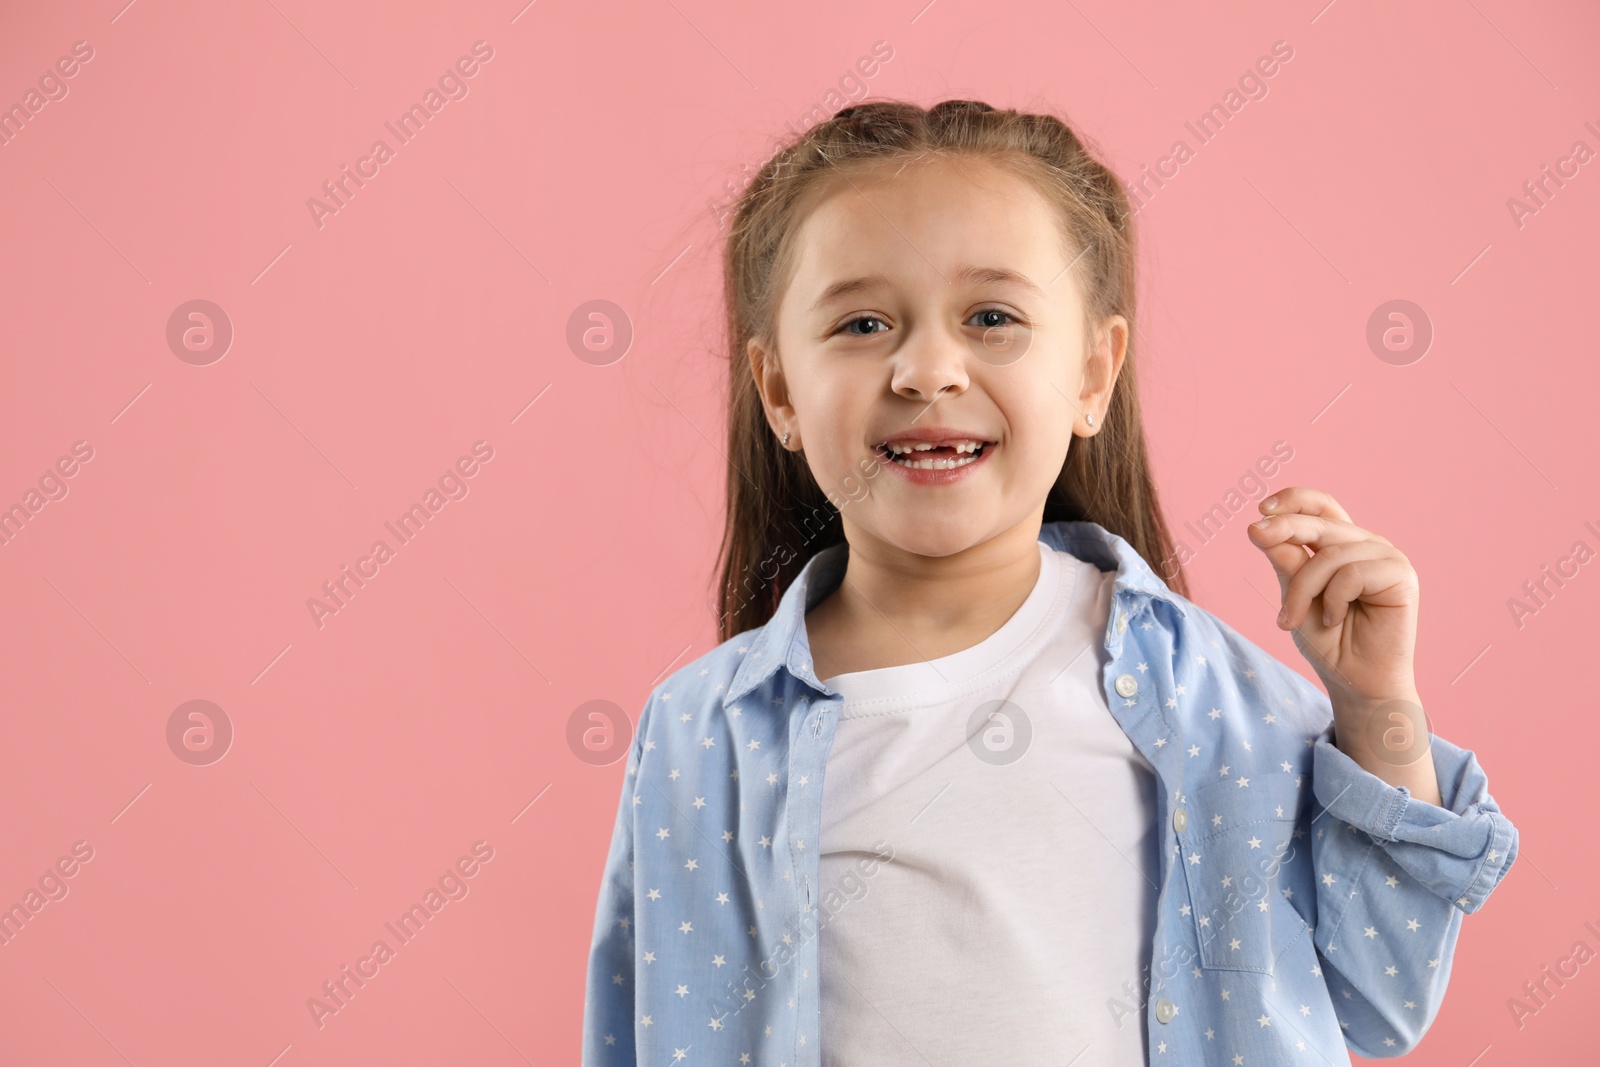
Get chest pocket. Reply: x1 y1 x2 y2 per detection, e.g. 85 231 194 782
1177 774 1312 974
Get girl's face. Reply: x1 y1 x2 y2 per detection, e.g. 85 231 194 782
749 154 1128 559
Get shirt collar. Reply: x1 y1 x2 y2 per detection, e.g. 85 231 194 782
723 519 1187 706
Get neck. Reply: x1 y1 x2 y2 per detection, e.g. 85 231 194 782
807 512 1047 675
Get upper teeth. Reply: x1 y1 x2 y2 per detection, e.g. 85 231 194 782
885 440 986 454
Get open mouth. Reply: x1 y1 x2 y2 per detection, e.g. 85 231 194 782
874 440 994 470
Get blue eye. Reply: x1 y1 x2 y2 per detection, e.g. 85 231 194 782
970 309 1017 329
837 316 887 336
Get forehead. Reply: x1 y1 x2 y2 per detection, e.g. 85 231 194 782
783 155 1070 298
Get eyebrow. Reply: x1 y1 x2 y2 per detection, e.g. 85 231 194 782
808 264 1043 312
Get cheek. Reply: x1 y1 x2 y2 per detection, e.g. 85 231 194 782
807 373 871 442
997 391 1075 480
794 379 869 480
1003 355 1079 444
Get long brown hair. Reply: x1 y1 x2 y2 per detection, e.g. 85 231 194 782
713 98 1189 642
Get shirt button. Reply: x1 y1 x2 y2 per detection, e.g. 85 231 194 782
1115 674 1139 698
1173 807 1188 833
1155 998 1177 1024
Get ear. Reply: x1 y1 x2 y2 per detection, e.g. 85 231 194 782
1078 314 1128 435
747 335 798 445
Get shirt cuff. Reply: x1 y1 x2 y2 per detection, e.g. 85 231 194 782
1311 729 1518 913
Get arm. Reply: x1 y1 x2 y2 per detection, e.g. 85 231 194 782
1307 723 1518 1057
1245 488 1520 1053
581 699 652 1065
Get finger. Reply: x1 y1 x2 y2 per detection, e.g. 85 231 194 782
1256 536 1310 606
1279 541 1409 630
1259 486 1355 526
1247 511 1390 604
1318 554 1416 628
1249 511 1393 553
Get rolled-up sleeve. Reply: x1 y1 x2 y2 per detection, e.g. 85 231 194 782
1311 730 1518 913
1304 728 1518 1056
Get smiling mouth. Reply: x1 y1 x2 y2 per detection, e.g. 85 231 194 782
874 440 993 470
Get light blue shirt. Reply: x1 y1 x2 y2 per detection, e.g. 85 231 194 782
583 520 1518 1065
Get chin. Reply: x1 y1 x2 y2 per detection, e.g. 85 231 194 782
867 511 996 558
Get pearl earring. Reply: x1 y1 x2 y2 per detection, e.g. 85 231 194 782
782 432 790 447
1086 414 1095 427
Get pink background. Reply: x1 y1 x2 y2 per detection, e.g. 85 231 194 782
0 0 1592 1062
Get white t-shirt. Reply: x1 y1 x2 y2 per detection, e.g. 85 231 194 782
817 541 1159 1065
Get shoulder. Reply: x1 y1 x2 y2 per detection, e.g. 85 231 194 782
629 624 788 781
638 626 770 731
1161 591 1334 745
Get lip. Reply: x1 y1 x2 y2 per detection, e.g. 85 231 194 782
872 430 997 487
873 427 997 448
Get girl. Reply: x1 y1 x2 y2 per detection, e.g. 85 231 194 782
582 99 1517 1066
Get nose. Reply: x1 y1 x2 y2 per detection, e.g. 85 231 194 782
889 322 970 405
